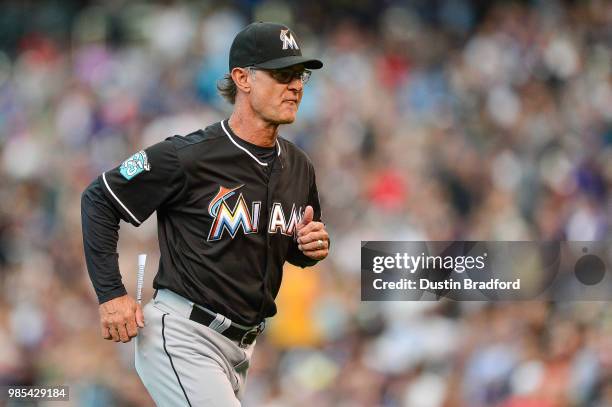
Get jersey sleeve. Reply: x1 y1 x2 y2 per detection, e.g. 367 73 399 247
99 139 187 226
81 178 127 303
286 163 326 268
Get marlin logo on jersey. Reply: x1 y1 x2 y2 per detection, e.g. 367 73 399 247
207 185 303 241
207 185 260 241
280 29 299 50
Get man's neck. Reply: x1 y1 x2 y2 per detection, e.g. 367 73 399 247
228 110 279 148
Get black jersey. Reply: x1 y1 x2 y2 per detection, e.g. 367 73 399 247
81 120 322 325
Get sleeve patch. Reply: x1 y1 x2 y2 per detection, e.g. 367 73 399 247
119 150 151 180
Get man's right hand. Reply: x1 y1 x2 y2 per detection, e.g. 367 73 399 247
99 295 145 343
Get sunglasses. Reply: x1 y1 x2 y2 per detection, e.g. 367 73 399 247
248 67 312 85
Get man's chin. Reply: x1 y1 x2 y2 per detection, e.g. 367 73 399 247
273 114 296 125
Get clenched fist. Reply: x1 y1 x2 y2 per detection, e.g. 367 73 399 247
296 205 329 261
99 295 145 343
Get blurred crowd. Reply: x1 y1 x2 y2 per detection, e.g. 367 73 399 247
0 0 611 406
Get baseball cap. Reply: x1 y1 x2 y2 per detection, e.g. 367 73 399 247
229 22 323 71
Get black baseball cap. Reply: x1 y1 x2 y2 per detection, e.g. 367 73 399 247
229 22 323 71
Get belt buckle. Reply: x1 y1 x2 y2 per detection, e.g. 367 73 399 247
239 321 265 348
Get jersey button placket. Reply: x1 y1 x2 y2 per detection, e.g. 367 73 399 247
257 158 279 322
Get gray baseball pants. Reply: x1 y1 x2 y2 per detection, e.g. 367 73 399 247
135 289 255 406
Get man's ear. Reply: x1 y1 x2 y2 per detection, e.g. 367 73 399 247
231 67 251 94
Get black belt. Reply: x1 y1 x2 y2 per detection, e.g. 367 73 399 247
153 289 265 347
189 305 265 347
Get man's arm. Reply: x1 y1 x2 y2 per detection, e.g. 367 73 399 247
286 164 329 267
81 178 127 303
81 178 144 343
81 139 186 342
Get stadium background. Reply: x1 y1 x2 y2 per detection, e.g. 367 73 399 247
0 0 610 406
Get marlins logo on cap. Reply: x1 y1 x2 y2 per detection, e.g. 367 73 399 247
280 29 299 50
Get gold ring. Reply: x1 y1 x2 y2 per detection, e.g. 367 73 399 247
317 239 324 249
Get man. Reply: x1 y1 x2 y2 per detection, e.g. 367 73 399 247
81 22 329 406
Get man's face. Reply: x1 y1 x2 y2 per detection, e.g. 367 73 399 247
247 65 310 125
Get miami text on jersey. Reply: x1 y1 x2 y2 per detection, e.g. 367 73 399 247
207 185 302 241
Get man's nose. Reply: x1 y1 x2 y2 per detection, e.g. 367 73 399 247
287 76 303 92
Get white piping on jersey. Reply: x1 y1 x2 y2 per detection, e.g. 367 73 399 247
102 172 142 225
221 120 281 166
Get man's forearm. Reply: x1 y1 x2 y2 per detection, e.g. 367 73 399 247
81 178 127 304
